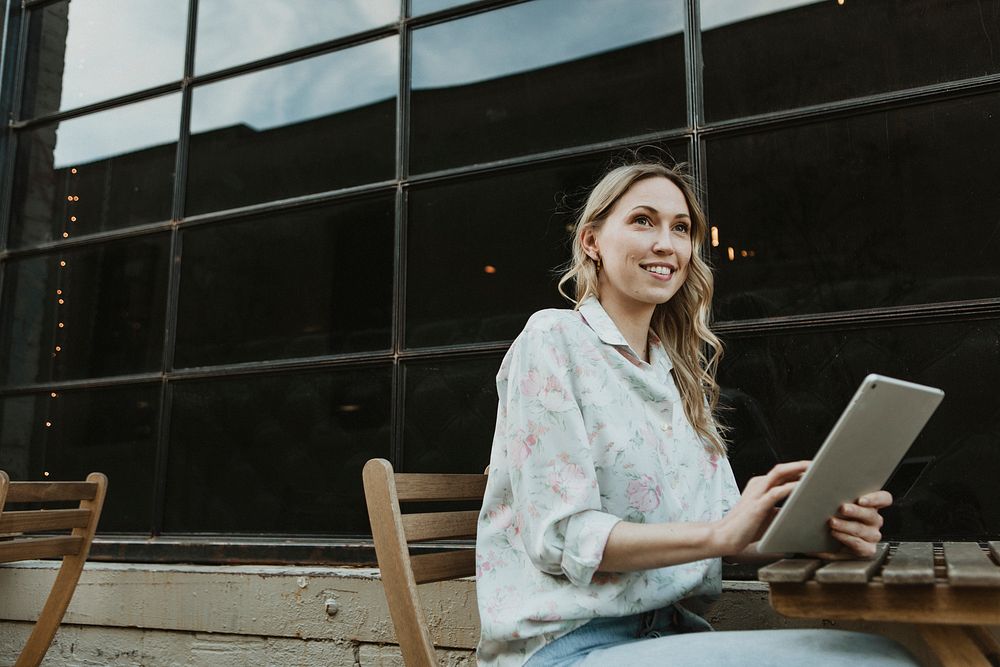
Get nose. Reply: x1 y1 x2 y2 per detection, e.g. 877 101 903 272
651 228 676 254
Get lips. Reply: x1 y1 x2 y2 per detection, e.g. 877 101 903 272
640 263 677 279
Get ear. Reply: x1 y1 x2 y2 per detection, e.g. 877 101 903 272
579 226 600 261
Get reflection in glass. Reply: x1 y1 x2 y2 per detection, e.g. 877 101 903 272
410 0 469 14
0 384 160 532
410 0 686 172
164 368 392 534
187 38 398 215
195 0 398 74
175 196 395 368
701 0 1000 120
0 235 170 386
21 0 186 118
718 319 1000 540
707 93 1000 322
406 144 686 348
9 94 180 249
403 356 502 473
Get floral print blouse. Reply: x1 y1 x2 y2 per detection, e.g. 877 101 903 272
475 297 741 667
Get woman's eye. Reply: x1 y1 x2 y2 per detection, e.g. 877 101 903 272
634 215 653 226
673 222 690 233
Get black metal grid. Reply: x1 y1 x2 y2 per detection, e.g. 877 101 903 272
0 0 997 559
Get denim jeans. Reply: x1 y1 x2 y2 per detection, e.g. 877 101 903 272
524 605 920 667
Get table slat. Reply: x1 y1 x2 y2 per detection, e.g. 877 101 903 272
882 541 935 585
758 558 821 583
988 542 1000 563
944 542 1000 587
815 544 889 584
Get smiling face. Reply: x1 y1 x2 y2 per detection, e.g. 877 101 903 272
581 175 693 319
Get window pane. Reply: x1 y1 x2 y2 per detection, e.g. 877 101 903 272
410 0 467 15
707 93 1000 322
410 0 685 173
0 235 170 385
718 319 1000 540
0 384 160 532
21 0 186 118
195 0 398 75
186 39 397 215
164 368 392 534
701 0 1000 121
405 144 687 348
402 355 501 473
9 94 180 249
175 196 394 368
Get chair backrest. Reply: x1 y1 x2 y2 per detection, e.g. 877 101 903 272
0 470 108 667
362 458 487 667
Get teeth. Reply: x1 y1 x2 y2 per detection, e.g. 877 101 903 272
644 266 672 276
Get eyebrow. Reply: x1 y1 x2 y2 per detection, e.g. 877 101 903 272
628 205 690 218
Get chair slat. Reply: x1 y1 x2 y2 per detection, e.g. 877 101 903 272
6 481 97 503
0 536 83 563
988 542 1000 563
410 549 476 584
882 541 935 585
758 558 821 583
402 510 479 542
0 509 91 534
945 542 1000 587
394 473 487 502
815 544 889 584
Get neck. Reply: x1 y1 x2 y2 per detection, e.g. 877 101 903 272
596 292 656 362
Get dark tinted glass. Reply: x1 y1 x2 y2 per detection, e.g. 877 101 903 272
718 319 1000 540
707 93 1000 322
410 0 686 173
164 368 392 534
9 94 180 249
195 0 398 75
174 196 394 368
0 235 170 386
405 144 687 348
186 38 397 215
0 384 160 532
702 0 1000 121
20 0 186 119
402 355 502 473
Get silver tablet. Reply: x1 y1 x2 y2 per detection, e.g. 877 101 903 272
756 374 944 555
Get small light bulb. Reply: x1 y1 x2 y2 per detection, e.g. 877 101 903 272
51 392 58 398
45 421 52 427
59 261 67 267
484 265 497 274
62 232 69 238
66 196 74 202
43 471 50 477
58 298 65 304
55 346 62 352
58 322 65 328
57 289 63 295
70 216 77 222
711 226 720 248
71 168 78 174
727 247 735 261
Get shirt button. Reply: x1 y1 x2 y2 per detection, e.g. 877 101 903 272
660 423 670 432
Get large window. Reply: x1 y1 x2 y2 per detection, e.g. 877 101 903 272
1 0 997 561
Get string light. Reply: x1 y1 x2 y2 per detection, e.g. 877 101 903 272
50 392 58 398
711 226 719 247
484 265 497 274
59 261 67 267
54 346 62 352
66 196 73 202
43 471 50 477
62 232 69 238
58 322 64 328
70 168 78 174
45 421 52 427
727 247 735 261
70 216 77 222
740 250 748 258
56 289 63 295
58 298 65 305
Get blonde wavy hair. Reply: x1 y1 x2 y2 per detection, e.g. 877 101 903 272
558 161 727 455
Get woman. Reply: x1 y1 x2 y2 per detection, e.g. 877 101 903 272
475 161 918 666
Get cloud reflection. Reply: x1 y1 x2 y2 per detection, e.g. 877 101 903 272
412 0 685 89
700 0 821 31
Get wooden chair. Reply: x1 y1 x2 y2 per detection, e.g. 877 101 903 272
362 458 487 667
0 471 108 667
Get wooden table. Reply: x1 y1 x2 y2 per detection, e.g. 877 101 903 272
759 542 1000 667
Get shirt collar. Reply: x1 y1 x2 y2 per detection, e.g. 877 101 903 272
578 296 674 372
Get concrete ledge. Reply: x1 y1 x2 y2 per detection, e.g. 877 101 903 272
0 562 951 666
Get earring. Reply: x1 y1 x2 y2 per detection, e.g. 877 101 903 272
595 255 602 273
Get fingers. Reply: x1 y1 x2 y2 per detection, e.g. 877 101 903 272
830 530 879 558
829 515 882 544
858 490 893 509
765 460 810 484
836 502 885 529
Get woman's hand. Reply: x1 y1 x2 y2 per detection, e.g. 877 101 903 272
713 460 810 557
814 491 892 559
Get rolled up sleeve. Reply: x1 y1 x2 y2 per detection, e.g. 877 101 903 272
500 325 621 587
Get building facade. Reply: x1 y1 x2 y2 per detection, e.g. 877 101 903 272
0 0 998 569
